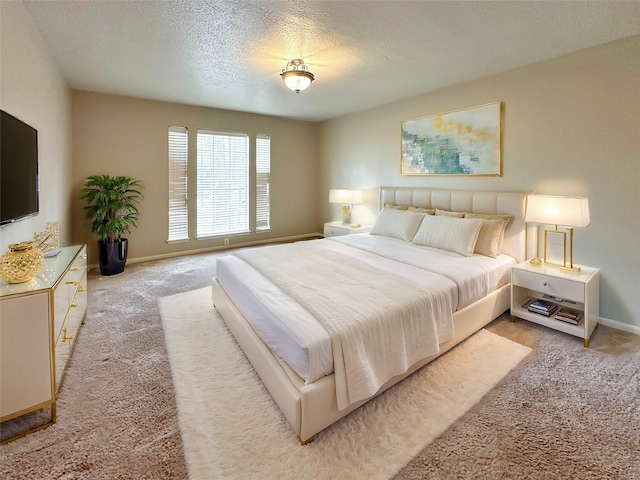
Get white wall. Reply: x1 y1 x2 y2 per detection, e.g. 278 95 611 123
0 1 72 253
319 36 640 330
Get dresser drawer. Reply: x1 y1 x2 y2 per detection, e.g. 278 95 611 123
512 268 584 302
54 269 87 389
52 249 87 344
74 246 87 270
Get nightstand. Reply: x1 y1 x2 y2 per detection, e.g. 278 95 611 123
510 261 600 347
323 221 371 237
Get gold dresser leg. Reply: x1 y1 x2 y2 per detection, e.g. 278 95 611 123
584 338 589 348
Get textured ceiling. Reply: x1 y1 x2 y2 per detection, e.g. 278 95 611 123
24 0 640 122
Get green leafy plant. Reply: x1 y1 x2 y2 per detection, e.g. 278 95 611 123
80 175 144 244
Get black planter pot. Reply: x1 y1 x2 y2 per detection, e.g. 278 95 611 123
98 238 128 276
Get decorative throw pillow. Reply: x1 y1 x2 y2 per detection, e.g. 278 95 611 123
407 206 436 215
464 212 512 224
412 215 483 257
370 208 425 241
435 208 465 218
384 204 408 210
470 218 509 258
464 213 512 256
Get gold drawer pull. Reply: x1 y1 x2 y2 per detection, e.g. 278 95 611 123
70 267 79 272
543 282 548 286
62 326 73 342
66 281 79 286
70 303 77 308
78 285 85 293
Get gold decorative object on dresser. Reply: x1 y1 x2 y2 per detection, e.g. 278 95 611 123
0 245 87 443
33 220 60 254
0 241 45 284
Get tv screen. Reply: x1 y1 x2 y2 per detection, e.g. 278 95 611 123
1 109 39 226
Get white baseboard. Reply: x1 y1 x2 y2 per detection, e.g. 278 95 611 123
87 232 323 272
598 316 640 335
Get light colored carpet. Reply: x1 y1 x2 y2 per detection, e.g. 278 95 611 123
158 287 531 480
395 318 640 480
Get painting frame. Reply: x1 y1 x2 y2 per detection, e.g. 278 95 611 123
401 102 502 176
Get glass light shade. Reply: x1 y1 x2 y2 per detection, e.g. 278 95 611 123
525 194 590 227
281 70 314 93
329 189 363 205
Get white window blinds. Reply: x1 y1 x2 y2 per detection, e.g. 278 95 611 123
167 126 189 242
256 135 271 231
196 130 249 237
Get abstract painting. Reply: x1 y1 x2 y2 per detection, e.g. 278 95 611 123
401 102 501 176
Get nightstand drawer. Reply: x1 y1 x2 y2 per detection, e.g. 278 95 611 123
324 225 348 237
324 221 371 237
512 268 584 302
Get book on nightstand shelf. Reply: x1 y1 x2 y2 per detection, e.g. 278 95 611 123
526 299 558 317
554 307 583 326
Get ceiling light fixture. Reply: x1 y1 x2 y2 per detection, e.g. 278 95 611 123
280 59 315 93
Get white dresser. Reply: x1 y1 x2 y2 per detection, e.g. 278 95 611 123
0 245 87 441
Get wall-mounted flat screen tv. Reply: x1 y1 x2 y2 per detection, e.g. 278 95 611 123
1 109 39 226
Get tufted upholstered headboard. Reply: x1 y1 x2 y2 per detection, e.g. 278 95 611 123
379 187 534 263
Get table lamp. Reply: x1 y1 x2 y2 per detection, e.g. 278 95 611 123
329 189 363 226
525 194 590 273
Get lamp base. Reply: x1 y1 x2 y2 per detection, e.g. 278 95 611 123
560 265 582 274
341 204 352 225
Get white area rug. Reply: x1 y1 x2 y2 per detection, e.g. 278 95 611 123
159 287 531 480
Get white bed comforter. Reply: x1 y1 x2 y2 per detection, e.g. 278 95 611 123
235 239 455 410
329 234 512 309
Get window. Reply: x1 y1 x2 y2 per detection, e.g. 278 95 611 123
256 135 271 231
196 130 249 237
167 126 189 242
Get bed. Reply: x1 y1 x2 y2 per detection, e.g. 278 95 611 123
211 187 534 444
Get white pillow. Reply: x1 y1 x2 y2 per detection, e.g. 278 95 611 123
412 215 483 257
370 208 425 241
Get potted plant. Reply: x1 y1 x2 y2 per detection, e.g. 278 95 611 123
80 175 144 276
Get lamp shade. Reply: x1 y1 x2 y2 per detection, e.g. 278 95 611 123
329 189 363 205
525 194 590 228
